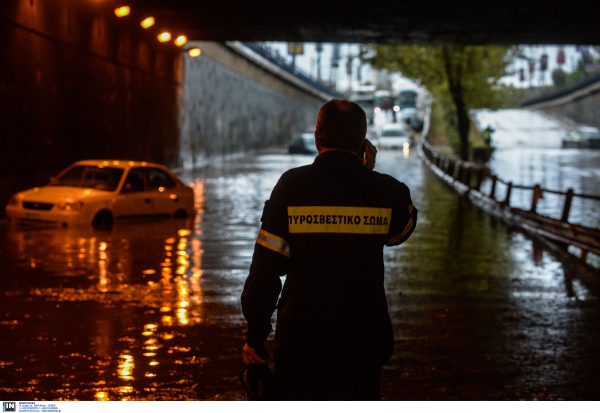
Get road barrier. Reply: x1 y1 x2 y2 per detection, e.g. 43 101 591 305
420 140 600 271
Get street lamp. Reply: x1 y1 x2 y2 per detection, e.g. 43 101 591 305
158 32 171 42
140 17 155 28
174 36 187 47
114 6 130 17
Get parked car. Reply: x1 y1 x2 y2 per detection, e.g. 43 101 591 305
562 126 600 148
400 108 424 132
289 133 318 154
379 124 411 149
5 160 195 228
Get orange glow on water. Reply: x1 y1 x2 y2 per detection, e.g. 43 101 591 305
158 32 171 42
140 17 155 28
189 48 201 57
114 6 130 17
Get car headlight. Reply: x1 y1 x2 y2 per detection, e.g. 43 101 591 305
393 105 400 112
56 201 84 211
374 107 381 113
8 195 19 206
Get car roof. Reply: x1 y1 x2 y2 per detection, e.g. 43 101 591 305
72 160 169 169
381 124 405 130
576 126 600 133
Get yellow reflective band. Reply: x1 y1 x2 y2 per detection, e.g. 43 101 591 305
288 206 391 234
256 229 290 257
409 204 414 213
386 216 414 246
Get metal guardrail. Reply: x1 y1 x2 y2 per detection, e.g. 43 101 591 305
521 72 600 107
420 140 600 265
241 42 347 99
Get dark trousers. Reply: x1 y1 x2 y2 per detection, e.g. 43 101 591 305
275 362 382 401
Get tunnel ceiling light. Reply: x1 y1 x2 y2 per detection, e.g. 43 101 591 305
140 17 155 28
189 48 201 57
158 32 171 42
114 6 130 17
174 35 187 47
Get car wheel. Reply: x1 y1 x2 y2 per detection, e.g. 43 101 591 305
173 209 188 219
92 210 114 230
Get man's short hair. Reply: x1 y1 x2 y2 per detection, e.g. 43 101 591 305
316 99 367 151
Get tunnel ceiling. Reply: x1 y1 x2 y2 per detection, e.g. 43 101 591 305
129 0 600 44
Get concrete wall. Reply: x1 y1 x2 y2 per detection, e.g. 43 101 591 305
525 80 600 129
0 0 181 209
179 42 327 168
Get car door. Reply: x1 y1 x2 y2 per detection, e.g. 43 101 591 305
112 168 155 219
145 167 180 216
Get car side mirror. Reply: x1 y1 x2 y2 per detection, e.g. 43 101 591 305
49 176 55 184
121 183 134 193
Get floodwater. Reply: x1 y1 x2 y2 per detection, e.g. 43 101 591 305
1 143 599 400
475 109 600 229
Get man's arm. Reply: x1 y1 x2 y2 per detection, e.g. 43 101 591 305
241 177 290 362
386 182 418 247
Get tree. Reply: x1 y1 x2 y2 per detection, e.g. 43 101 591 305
367 45 518 160
552 68 567 88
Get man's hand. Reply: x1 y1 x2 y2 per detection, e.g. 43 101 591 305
361 138 377 170
243 343 268 365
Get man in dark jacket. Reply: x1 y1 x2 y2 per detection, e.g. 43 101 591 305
241 99 417 400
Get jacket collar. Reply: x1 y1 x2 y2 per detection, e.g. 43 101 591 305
313 150 363 168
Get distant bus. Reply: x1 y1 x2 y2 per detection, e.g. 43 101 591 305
398 89 417 109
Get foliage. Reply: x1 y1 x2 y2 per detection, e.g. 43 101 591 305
552 68 567 88
367 45 519 160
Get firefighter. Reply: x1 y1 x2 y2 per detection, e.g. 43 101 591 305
241 99 418 400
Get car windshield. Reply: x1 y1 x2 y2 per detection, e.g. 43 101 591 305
582 131 600 139
302 135 315 145
51 165 124 191
381 129 406 137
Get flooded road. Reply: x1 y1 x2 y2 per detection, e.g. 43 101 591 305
476 109 600 229
1 145 599 400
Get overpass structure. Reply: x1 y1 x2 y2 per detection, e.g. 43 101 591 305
126 0 600 44
521 74 600 130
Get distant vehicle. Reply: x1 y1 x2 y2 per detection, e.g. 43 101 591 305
289 133 318 154
562 126 600 148
400 108 424 132
351 86 377 124
374 90 394 112
398 89 418 110
366 130 379 148
379 124 411 149
5 160 195 228
353 97 375 125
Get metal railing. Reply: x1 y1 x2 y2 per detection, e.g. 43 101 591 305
421 140 600 223
241 42 347 99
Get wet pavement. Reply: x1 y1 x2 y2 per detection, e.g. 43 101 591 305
1 141 600 400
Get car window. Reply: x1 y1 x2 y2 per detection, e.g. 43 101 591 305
302 136 315 146
381 129 406 137
147 168 176 190
291 137 304 148
122 168 146 193
582 131 600 139
51 165 124 191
